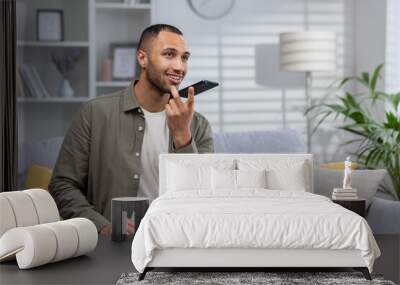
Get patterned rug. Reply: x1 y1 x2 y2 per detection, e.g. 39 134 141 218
116 271 396 285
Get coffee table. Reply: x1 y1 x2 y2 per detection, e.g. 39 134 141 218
0 236 133 284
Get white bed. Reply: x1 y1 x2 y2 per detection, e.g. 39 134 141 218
131 154 380 280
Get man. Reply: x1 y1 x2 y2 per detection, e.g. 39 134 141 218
48 24 214 235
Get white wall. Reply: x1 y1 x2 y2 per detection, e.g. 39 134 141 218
385 0 399 93
354 0 386 90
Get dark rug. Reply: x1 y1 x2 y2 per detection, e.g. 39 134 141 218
116 271 396 285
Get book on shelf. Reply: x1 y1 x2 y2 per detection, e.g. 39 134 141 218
19 64 51 98
16 68 25 98
19 65 35 97
31 67 50 98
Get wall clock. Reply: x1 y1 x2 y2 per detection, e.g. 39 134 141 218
188 0 235 20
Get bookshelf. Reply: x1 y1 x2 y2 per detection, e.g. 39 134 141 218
17 0 154 102
16 0 154 143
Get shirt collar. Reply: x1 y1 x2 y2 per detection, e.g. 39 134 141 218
123 80 140 112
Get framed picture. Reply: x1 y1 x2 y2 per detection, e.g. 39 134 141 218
110 43 138 81
37 9 64 41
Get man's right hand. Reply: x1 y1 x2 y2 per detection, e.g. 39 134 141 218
99 224 112 235
99 220 135 236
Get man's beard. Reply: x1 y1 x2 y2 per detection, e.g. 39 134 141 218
145 66 171 95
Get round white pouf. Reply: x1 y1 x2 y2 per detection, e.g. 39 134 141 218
0 218 98 269
0 196 17 237
0 192 39 227
23 189 59 224
42 221 79 262
65 218 98 257
0 226 57 269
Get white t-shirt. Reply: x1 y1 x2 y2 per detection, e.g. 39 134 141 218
137 107 169 200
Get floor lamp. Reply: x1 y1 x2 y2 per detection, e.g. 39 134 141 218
279 31 336 153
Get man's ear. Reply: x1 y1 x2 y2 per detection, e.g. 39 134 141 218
137 49 148 69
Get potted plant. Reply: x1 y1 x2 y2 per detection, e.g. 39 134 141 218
308 64 400 200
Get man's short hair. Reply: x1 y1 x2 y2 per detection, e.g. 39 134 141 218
138 24 183 51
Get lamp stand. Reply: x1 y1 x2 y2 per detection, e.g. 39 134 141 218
305 71 312 153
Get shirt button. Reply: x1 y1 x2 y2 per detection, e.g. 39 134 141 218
133 174 139 179
138 126 143 131
135 152 140 157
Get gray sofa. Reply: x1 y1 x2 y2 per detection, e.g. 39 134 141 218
18 129 400 234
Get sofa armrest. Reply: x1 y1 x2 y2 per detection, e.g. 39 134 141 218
367 197 400 234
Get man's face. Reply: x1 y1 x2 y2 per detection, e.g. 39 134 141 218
143 31 190 94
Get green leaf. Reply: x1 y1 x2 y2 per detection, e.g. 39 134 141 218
361 72 370 85
345 92 360 108
311 111 332 135
370 63 384 91
384 112 400 130
348 111 366 124
390 92 400 111
339 126 367 137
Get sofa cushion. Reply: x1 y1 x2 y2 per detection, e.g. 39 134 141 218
24 165 52 190
213 129 305 153
367 197 400 234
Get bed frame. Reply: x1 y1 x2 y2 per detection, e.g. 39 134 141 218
139 248 371 280
138 154 372 281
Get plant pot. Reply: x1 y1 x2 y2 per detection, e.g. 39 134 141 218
60 79 74 98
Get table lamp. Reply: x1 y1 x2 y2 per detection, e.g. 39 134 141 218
279 31 336 152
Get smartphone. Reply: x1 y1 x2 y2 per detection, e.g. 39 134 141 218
177 80 219 98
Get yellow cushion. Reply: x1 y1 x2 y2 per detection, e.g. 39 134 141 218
320 162 359 170
24 165 53 190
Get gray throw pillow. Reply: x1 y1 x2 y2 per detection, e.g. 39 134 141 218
314 168 387 207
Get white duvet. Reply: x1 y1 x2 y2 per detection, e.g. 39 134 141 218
131 190 380 273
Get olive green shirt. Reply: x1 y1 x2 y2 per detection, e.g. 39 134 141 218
48 84 214 231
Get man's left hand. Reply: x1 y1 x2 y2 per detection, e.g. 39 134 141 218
165 86 194 149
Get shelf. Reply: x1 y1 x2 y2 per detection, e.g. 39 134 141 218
17 97 89 103
17 41 90 48
95 3 151 10
96 81 131 87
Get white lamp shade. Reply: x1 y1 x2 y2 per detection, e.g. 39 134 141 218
279 31 336 72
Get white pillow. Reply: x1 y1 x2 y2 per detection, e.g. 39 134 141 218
236 169 268 189
211 168 236 190
211 169 268 190
238 158 308 191
167 162 212 191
